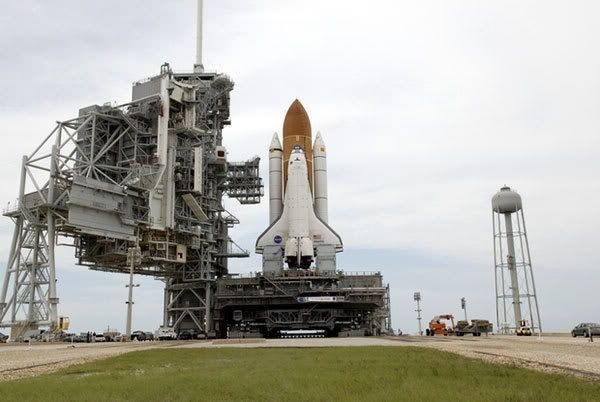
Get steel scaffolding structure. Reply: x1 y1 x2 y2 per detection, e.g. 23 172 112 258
0 62 263 338
0 0 391 340
492 186 542 334
214 271 391 338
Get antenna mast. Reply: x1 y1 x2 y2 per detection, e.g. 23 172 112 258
194 0 204 72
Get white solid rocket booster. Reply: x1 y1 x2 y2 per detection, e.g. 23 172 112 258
269 133 283 224
313 131 328 223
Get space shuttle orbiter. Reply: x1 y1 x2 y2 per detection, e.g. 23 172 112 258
256 100 342 272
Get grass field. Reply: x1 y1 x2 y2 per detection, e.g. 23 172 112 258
1 346 599 401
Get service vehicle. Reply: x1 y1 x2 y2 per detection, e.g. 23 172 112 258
571 323 600 337
113 334 127 342
130 330 146 341
516 320 532 336
178 329 198 340
73 333 88 343
155 326 177 340
454 319 493 336
426 314 455 336
61 333 76 342
103 329 120 342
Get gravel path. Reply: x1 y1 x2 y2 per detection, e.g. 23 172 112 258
2 335 598 382
395 335 600 379
0 342 178 382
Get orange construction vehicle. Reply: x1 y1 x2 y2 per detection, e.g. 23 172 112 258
426 314 455 336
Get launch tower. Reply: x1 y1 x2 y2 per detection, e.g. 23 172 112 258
0 0 262 338
0 1 391 339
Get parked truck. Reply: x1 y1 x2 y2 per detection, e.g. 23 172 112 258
454 320 493 336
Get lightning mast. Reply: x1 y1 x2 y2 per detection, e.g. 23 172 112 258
194 0 204 73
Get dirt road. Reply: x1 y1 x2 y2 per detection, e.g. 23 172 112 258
0 341 178 381
397 334 600 379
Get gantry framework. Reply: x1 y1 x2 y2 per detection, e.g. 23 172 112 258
0 63 263 337
214 271 393 338
493 195 542 334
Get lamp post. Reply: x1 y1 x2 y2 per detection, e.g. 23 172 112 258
414 292 423 336
125 245 141 338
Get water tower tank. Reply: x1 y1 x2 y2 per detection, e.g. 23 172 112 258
492 186 522 213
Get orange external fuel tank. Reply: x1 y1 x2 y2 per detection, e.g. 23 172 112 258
282 99 313 193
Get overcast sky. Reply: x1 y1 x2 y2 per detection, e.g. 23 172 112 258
0 0 599 334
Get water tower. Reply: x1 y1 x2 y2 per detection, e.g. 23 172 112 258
492 186 542 334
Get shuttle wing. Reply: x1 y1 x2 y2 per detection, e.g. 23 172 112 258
255 205 342 253
256 209 289 253
309 208 343 251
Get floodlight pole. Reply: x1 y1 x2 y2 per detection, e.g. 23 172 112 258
414 292 423 336
125 242 141 339
416 299 422 336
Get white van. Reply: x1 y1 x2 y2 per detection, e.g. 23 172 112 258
155 326 177 341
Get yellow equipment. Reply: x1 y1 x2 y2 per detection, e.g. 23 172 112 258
54 316 70 333
516 320 532 336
